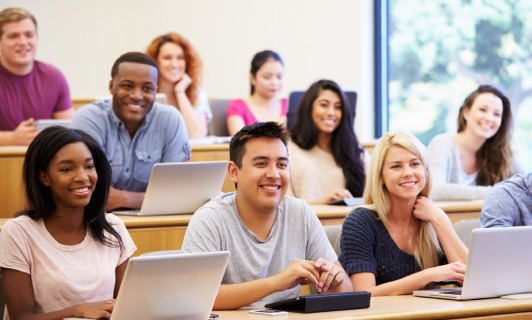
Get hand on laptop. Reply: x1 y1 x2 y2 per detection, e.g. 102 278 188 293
424 261 466 283
74 299 115 319
313 258 346 293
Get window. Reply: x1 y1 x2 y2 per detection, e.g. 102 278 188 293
377 0 532 172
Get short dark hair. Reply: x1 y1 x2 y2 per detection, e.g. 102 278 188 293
250 50 283 95
20 126 122 249
111 51 159 82
230 122 289 168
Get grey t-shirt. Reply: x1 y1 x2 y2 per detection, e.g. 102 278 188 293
181 192 337 306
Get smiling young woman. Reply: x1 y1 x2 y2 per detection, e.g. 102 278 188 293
146 33 212 138
339 131 468 296
287 79 367 204
0 126 136 320
428 85 525 200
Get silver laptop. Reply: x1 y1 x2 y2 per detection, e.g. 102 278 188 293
66 251 229 320
414 226 532 300
34 119 72 131
113 161 228 215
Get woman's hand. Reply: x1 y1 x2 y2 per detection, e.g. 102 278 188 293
423 261 466 283
174 73 192 93
74 299 115 319
413 196 446 224
317 189 353 204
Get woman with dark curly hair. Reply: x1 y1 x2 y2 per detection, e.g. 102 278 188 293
146 32 212 138
0 126 136 319
428 85 524 200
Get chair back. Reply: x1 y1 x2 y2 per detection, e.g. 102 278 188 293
208 99 231 136
453 218 481 248
324 224 342 257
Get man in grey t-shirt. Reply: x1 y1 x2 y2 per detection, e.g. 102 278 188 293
181 122 352 308
481 173 532 227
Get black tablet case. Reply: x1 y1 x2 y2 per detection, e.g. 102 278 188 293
264 291 371 313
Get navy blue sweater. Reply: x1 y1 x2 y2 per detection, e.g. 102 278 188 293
339 207 446 285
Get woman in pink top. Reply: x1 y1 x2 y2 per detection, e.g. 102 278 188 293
226 50 287 136
0 126 136 320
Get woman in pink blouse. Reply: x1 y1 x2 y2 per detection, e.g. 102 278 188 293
226 50 287 135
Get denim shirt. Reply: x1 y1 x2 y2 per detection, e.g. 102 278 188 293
72 100 190 191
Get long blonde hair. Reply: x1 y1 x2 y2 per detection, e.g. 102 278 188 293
362 131 441 270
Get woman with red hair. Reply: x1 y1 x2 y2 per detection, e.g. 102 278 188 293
146 33 211 138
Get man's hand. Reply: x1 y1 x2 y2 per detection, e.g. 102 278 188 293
314 258 346 292
271 259 321 292
9 118 38 145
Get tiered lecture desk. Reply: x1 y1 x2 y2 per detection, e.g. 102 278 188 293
215 295 532 319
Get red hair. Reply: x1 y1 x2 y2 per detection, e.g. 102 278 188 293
146 33 203 106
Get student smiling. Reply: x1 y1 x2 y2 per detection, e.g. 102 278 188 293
226 51 287 136
340 131 467 296
0 126 136 320
428 85 524 200
182 122 352 309
288 80 367 204
72 52 190 211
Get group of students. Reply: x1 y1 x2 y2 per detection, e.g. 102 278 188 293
1 5 532 320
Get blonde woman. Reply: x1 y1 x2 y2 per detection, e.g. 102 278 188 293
339 131 467 296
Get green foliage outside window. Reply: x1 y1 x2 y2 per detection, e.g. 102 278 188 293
388 0 532 171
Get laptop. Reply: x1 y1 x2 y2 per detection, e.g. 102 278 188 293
413 226 532 300
286 89 357 129
66 251 229 320
34 119 72 131
113 161 228 216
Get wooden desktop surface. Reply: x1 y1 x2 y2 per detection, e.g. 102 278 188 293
215 295 532 319
0 144 233 219
0 142 378 219
0 201 482 257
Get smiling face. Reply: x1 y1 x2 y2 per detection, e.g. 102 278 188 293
463 92 503 140
311 89 343 136
230 137 289 215
250 59 284 99
157 42 186 84
109 61 158 135
0 17 37 74
382 146 426 204
39 142 98 211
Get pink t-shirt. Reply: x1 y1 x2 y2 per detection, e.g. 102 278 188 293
226 98 288 126
0 214 136 319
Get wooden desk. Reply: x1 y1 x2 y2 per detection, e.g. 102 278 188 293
0 201 481 257
215 295 532 319
0 144 233 218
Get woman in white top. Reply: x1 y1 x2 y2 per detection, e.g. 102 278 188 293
428 85 524 200
0 126 136 320
146 33 212 138
287 79 367 204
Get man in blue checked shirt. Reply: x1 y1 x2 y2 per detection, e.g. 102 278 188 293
72 52 190 211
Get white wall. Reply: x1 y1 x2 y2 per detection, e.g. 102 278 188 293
1 0 375 139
